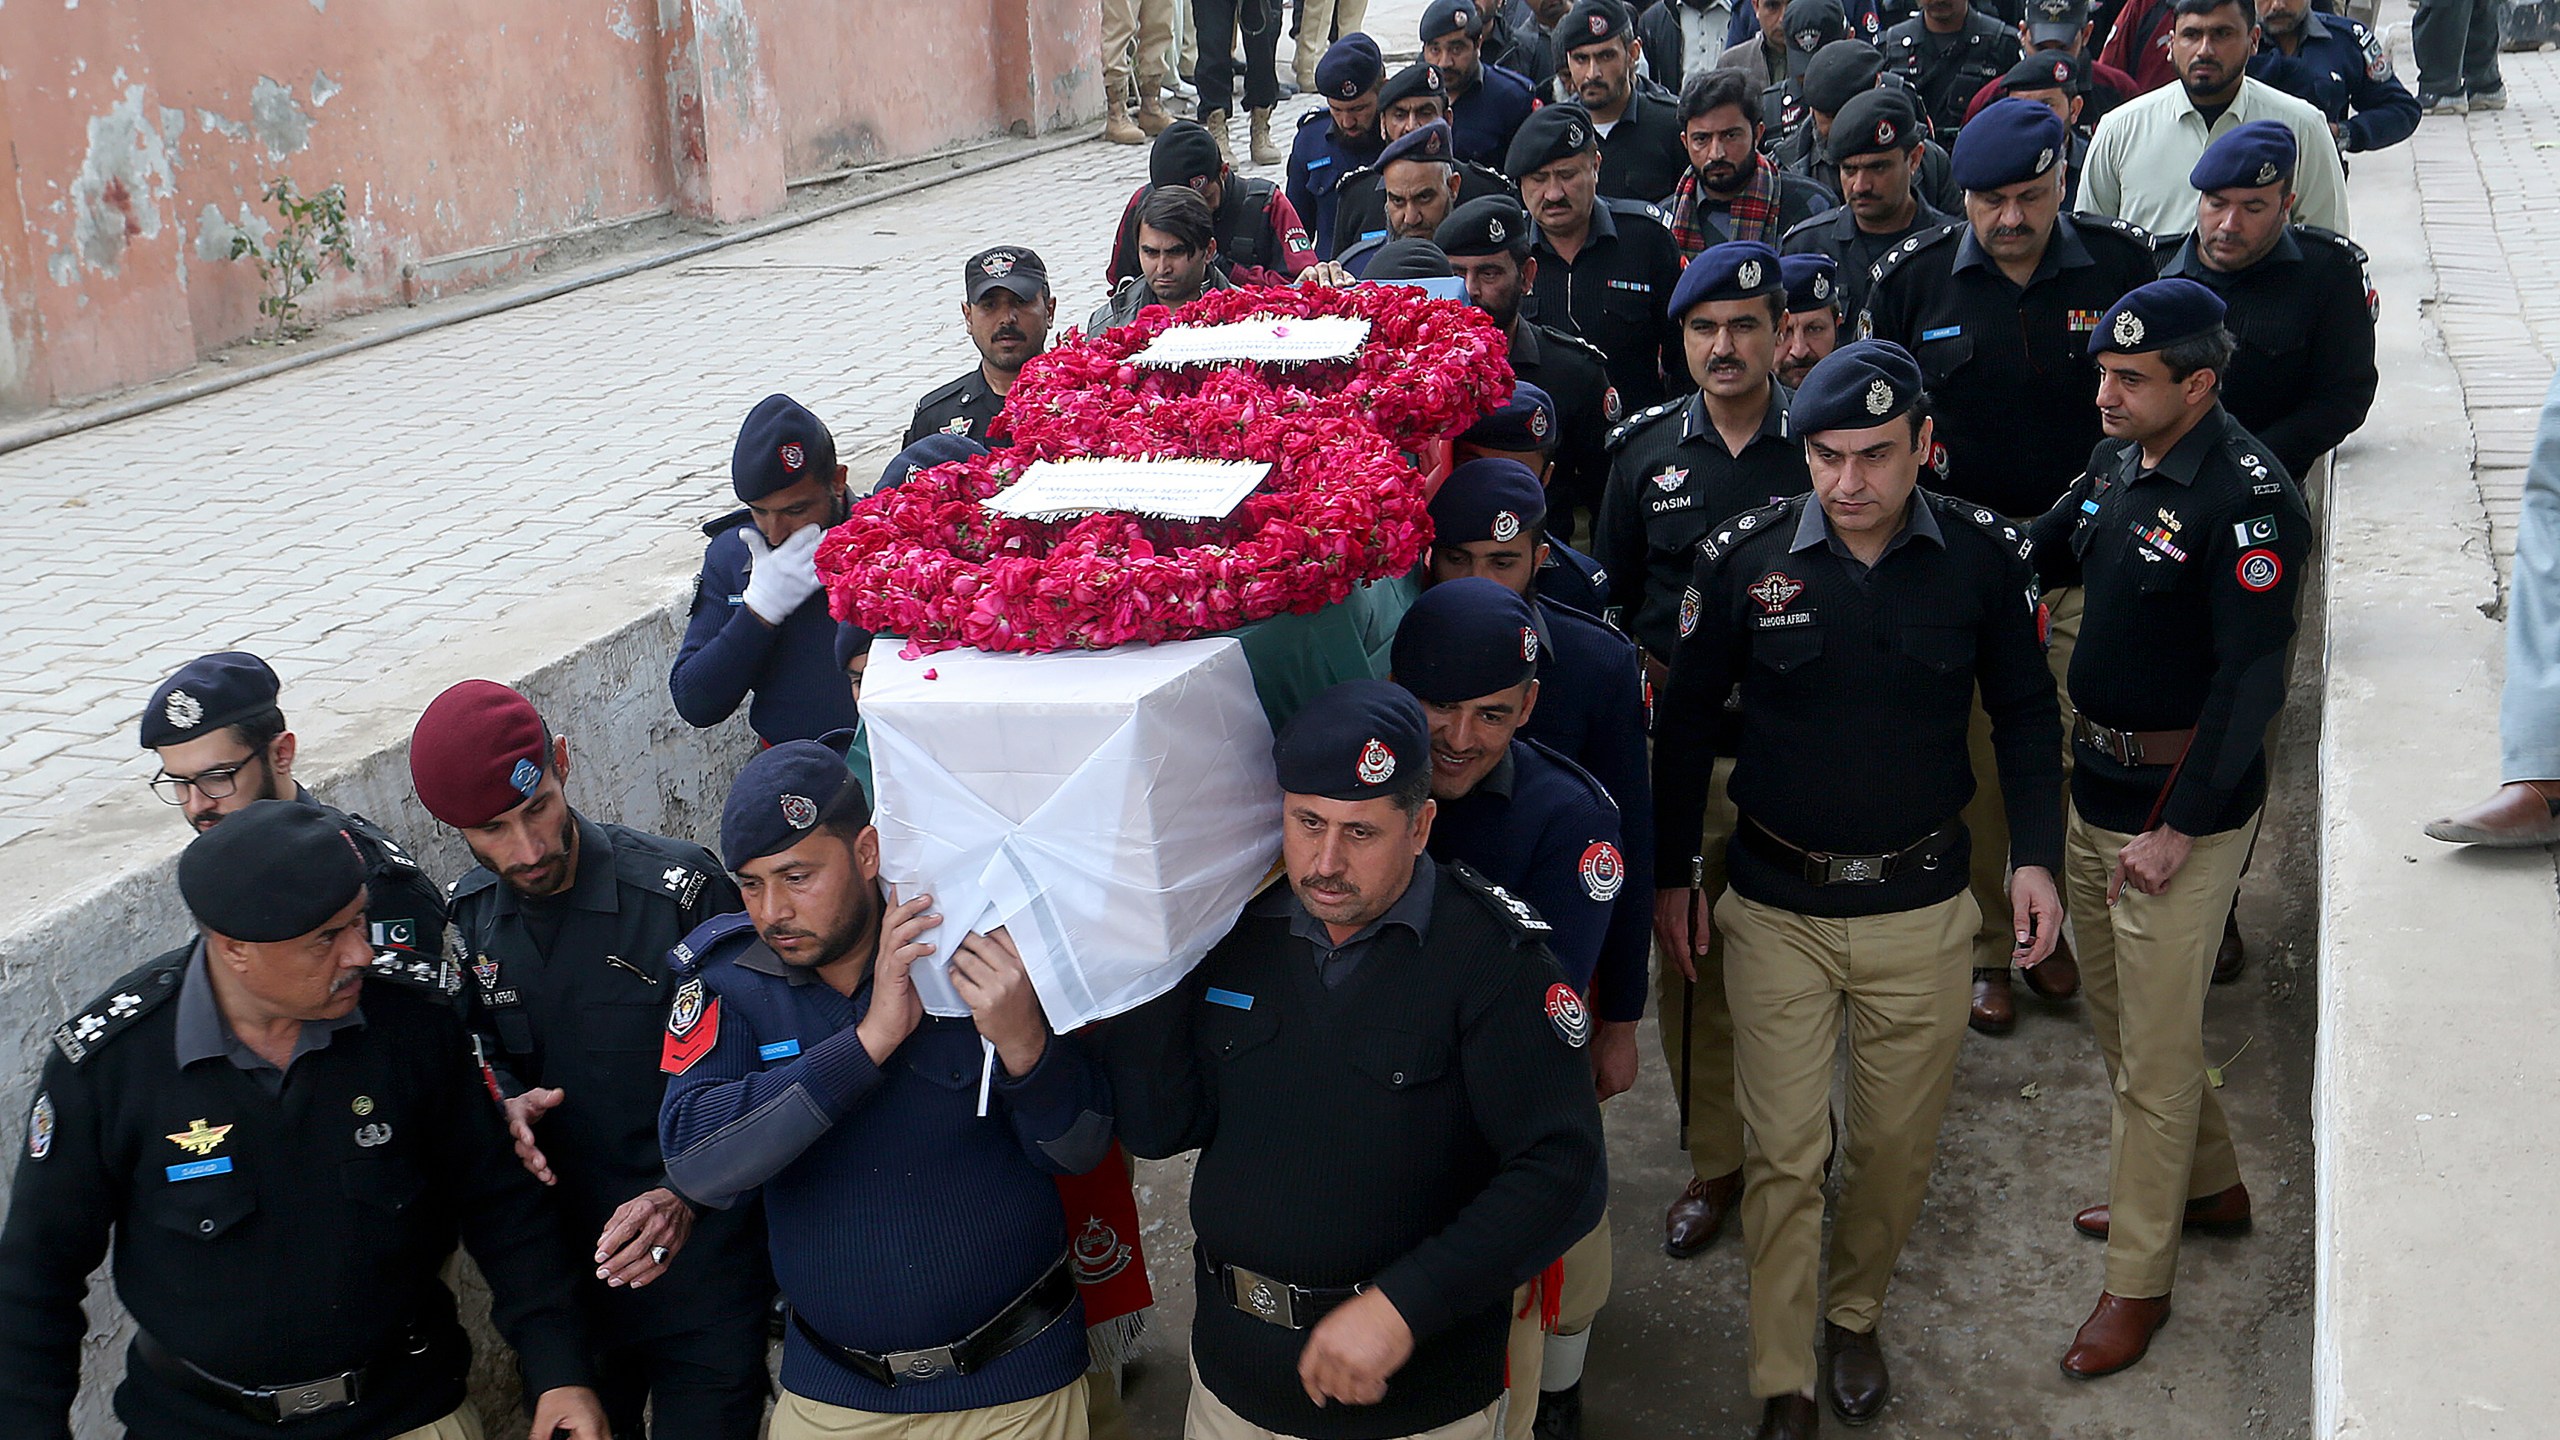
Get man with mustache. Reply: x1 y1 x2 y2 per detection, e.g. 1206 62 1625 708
2078 0 2345 237
140 651 453 995
412 681 774 1439
1332 62 1514 255
1288 37 1391 262
1779 88 1956 320
1517 104 1691 412
1665 68 1836 259
1770 42 1963 215
907 247 1055 448
1559 0 1691 202
1336 121 1470 276
1773 253 1842 386
1425 0 1541 168
2243 0 2417 156
1880 0 2021 138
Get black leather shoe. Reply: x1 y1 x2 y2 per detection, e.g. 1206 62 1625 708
1756 1394 1820 1438
1823 1322 1889 1425
1531 1381 1582 1440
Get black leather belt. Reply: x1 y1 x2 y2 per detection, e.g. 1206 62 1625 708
132 1324 434 1425
1198 1246 1362 1330
2073 716 2194 768
793 1255 1075 1388
1743 816 1961 886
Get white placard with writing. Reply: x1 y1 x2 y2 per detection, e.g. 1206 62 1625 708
982 458 1272 521
1133 314 1371 367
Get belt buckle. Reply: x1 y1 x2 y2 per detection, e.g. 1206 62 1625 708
881 1345 960 1383
1228 1265 1299 1328
269 1374 354 1418
1822 853 1881 884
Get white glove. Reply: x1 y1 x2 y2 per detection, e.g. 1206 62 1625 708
740 524 824 625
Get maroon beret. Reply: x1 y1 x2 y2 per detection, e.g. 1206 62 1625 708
410 680 551 828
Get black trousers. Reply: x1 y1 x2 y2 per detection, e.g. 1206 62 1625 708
592 1314 772 1440
1196 0 1282 117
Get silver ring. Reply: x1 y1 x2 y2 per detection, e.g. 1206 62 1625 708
650 1246 668 1264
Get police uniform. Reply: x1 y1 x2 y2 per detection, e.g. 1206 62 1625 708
407 681 773 1438
2246 7 2418 154
1653 343 2063 1425
1290 38 1392 261
879 433 990 495
1335 155 1515 256
1556 1 1690 202
1428 0 1540 171
905 371 1005 449
671 394 862 746
1773 47 1964 216
1778 195 1955 325
1100 680 1606 1440
2023 284 2309 1369
0 802 594 1440
1879 5 2021 138
1512 106 1690 413
658 739 1112 1436
2159 123 2378 480
1336 121 1471 277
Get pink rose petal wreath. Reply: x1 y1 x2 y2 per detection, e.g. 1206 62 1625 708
816 284 1512 655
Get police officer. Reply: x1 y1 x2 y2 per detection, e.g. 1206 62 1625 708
1987 50 2094 203
1290 36 1391 262
1747 0 1849 138
907 246 1055 448
1881 0 2022 137
671 394 862 746
0 801 607 1439
1439 196 1625 533
1653 342 2064 1438
878 433 990 495
1098 679 1606 1440
1451 384 1613 588
1516 104 1691 412
1426 0 1542 167
1954 0 2137 127
1774 251 1843 385
1333 63 1513 255
2159 121 2376 480
1091 187 1235 331
659 737 1112 1438
1107 122 1318 288
1337 121 1472 276
2249 0 2417 156
409 681 773 1439
2022 281 2308 1378
140 651 453 995
1663 68 1837 258
1770 43 1964 216
1559 0 1691 202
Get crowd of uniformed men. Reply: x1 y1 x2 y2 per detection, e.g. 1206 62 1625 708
0 0 2386 1434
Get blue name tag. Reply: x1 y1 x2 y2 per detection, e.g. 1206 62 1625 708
2080 499 2102 514
1205 988 1256 1010
166 1158 233 1183
758 1039 802 1061
1309 156 1332 169
1359 229 1387 243
725 594 744 606
1920 325 1963 341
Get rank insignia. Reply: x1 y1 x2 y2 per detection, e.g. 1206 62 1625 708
27 1093 52 1160
166 1118 234 1157
2067 309 2103 332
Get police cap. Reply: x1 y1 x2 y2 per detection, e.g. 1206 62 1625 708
1436 194 1535 257
1803 39 1885 116
2025 0 2091 43
1826 88 1919 162
178 799 366 943
1780 252 1842 314
880 433 988 493
1459 382 1559 452
1505 102 1598 179
1430 457 1550 543
733 394 838 503
409 679 551 829
964 245 1049 303
1380 59 1449 109
1318 34 1387 98
1789 338 1925 435
1151 121 1227 188
1667 240 1784 319
2189 119 2297 193
1422 0 1491 41
2089 278 2227 358
1559 0 1635 52
1273 679 1429 801
721 732 868 870
1999 49 2086 96
1950 97 2067 192
141 651 281 749
1378 119 1457 170
1393 578 1543 704
1784 0 1850 73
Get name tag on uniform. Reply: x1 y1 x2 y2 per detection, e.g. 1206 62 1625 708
758 1039 803 1061
167 1158 233 1183
1309 156 1332 169
1358 229 1387 244
1205 988 1256 1010
725 593 744 606
1920 325 1963 341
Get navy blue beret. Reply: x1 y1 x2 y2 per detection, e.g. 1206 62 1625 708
722 732 868 869
1435 194 1534 257
1789 338 1925 435
2189 119 2297 193
1780 253 1841 314
2089 278 2227 357
1667 240 1784 319
733 393 838 503
1318 34 1386 98
1422 0 1490 40
1505 103 1597 179
879 433 987 493
1559 0 1634 51
142 651 281 749
1393 578 1542 704
1459 381 1559 452
1826 88 1917 162
1950 97 2067 192
1274 679 1429 801
179 799 365 942
1430 457 1550 543
2000 49 2086 95
834 621 876 672
1379 119 1457 171
1381 59 1448 108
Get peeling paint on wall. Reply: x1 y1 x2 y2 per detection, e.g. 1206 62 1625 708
193 201 267 261
65 86 175 278
310 69 340 107
158 106 185 139
248 75 312 159
198 107 247 141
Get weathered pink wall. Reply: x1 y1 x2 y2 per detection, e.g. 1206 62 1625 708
0 0 1102 414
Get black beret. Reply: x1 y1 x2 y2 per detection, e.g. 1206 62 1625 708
141 651 281 749
1273 679 1428 801
2189 119 2297 192
963 245 1048 303
1780 252 1841 313
179 799 366 942
1378 119 1457 170
879 433 988 493
721 732 868 870
2025 0 2091 41
1559 0 1635 51
1365 238 1457 279
1429 457 1550 543
1151 121 1226 187
1422 0 1490 40
2000 48 2086 96
1826 88 1918 161
1666 240 1783 318
1802 39 1884 115
1458 382 1558 452
1505 103 1597 179
2089 278 2227 358
1949 97 2067 191
1784 0 1849 72
1317 34 1386 98
733 393 837 503
834 621 876 672
1393 578 1543 704
1788 338 1925 435
1434 194 1534 256
1381 59 1449 108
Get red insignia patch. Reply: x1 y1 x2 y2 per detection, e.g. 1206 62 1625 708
1578 841 1624 902
661 978 720 1075
1545 983 1591 1048
1748 572 1805 614
2236 548 2283 592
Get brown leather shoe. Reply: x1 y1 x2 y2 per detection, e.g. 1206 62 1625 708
2213 907 2245 984
2022 926 2080 999
1823 1321 1889 1425
1664 1168 1743 1258
2071 1182 2252 1240
2424 780 2560 846
2062 1291 2172 1377
1969 968 2015 1035
1756 1394 1820 1438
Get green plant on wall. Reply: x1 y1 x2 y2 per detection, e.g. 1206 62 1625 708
227 178 356 343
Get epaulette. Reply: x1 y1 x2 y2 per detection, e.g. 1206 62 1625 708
1929 491 2033 560
1868 220 1965 285
699 505 752 540
612 833 722 912
339 810 424 876
1539 324 1611 367
2070 210 2154 251
1779 207 1840 243
1606 397 1682 449
1518 737 1621 819
448 867 499 903
916 372 976 407
2218 434 2296 500
2295 224 2369 265
669 911 758 978
1696 496 1802 566
1605 196 1674 231
52 951 188 1065
1296 108 1328 130
1537 593 1635 650
1449 861 1555 941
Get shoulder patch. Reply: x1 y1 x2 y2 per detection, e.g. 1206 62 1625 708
1449 861 1556 939
1871 220 1964 281
448 867 500 903
53 952 188 1065
1606 398 1682 449
669 911 758 978
613 833 720 911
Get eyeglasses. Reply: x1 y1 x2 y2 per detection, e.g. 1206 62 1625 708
149 754 261 805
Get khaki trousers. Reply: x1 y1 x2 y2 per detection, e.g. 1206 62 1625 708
1291 0 1371 85
391 1407 483 1440
1184 1354 1502 1439
1654 757 1746 1179
1103 0 1177 105
1500 1214 1613 1439
1721 888 1979 1398
1963 583 2081 967
2064 806 2257 1298
773 1382 1090 1440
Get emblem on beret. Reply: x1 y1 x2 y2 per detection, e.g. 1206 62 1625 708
1454 7 1471 25
1521 626 1540 663
1339 79 1358 96
1737 259 1763 290
1492 509 1523 541
2111 310 2145 347
2035 146 2056 173
1487 216 1508 242
2254 161 2279 185
981 251 1017 277
1357 738 1396 785
1813 272 1832 301
509 758 541 797
779 794 819 829
1876 119 1897 146
1865 378 1894 415
26 1093 52 1160
1748 572 1805 613
1565 122 1586 148
1545 982 1592 1048
163 689 203 731
1528 408 1551 439
1678 586 1701 637
779 442 806 472
2054 60 2072 82
1579 841 1624 901
1591 10 1609 32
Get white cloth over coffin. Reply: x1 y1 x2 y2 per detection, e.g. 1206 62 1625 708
862 637 1281 1031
